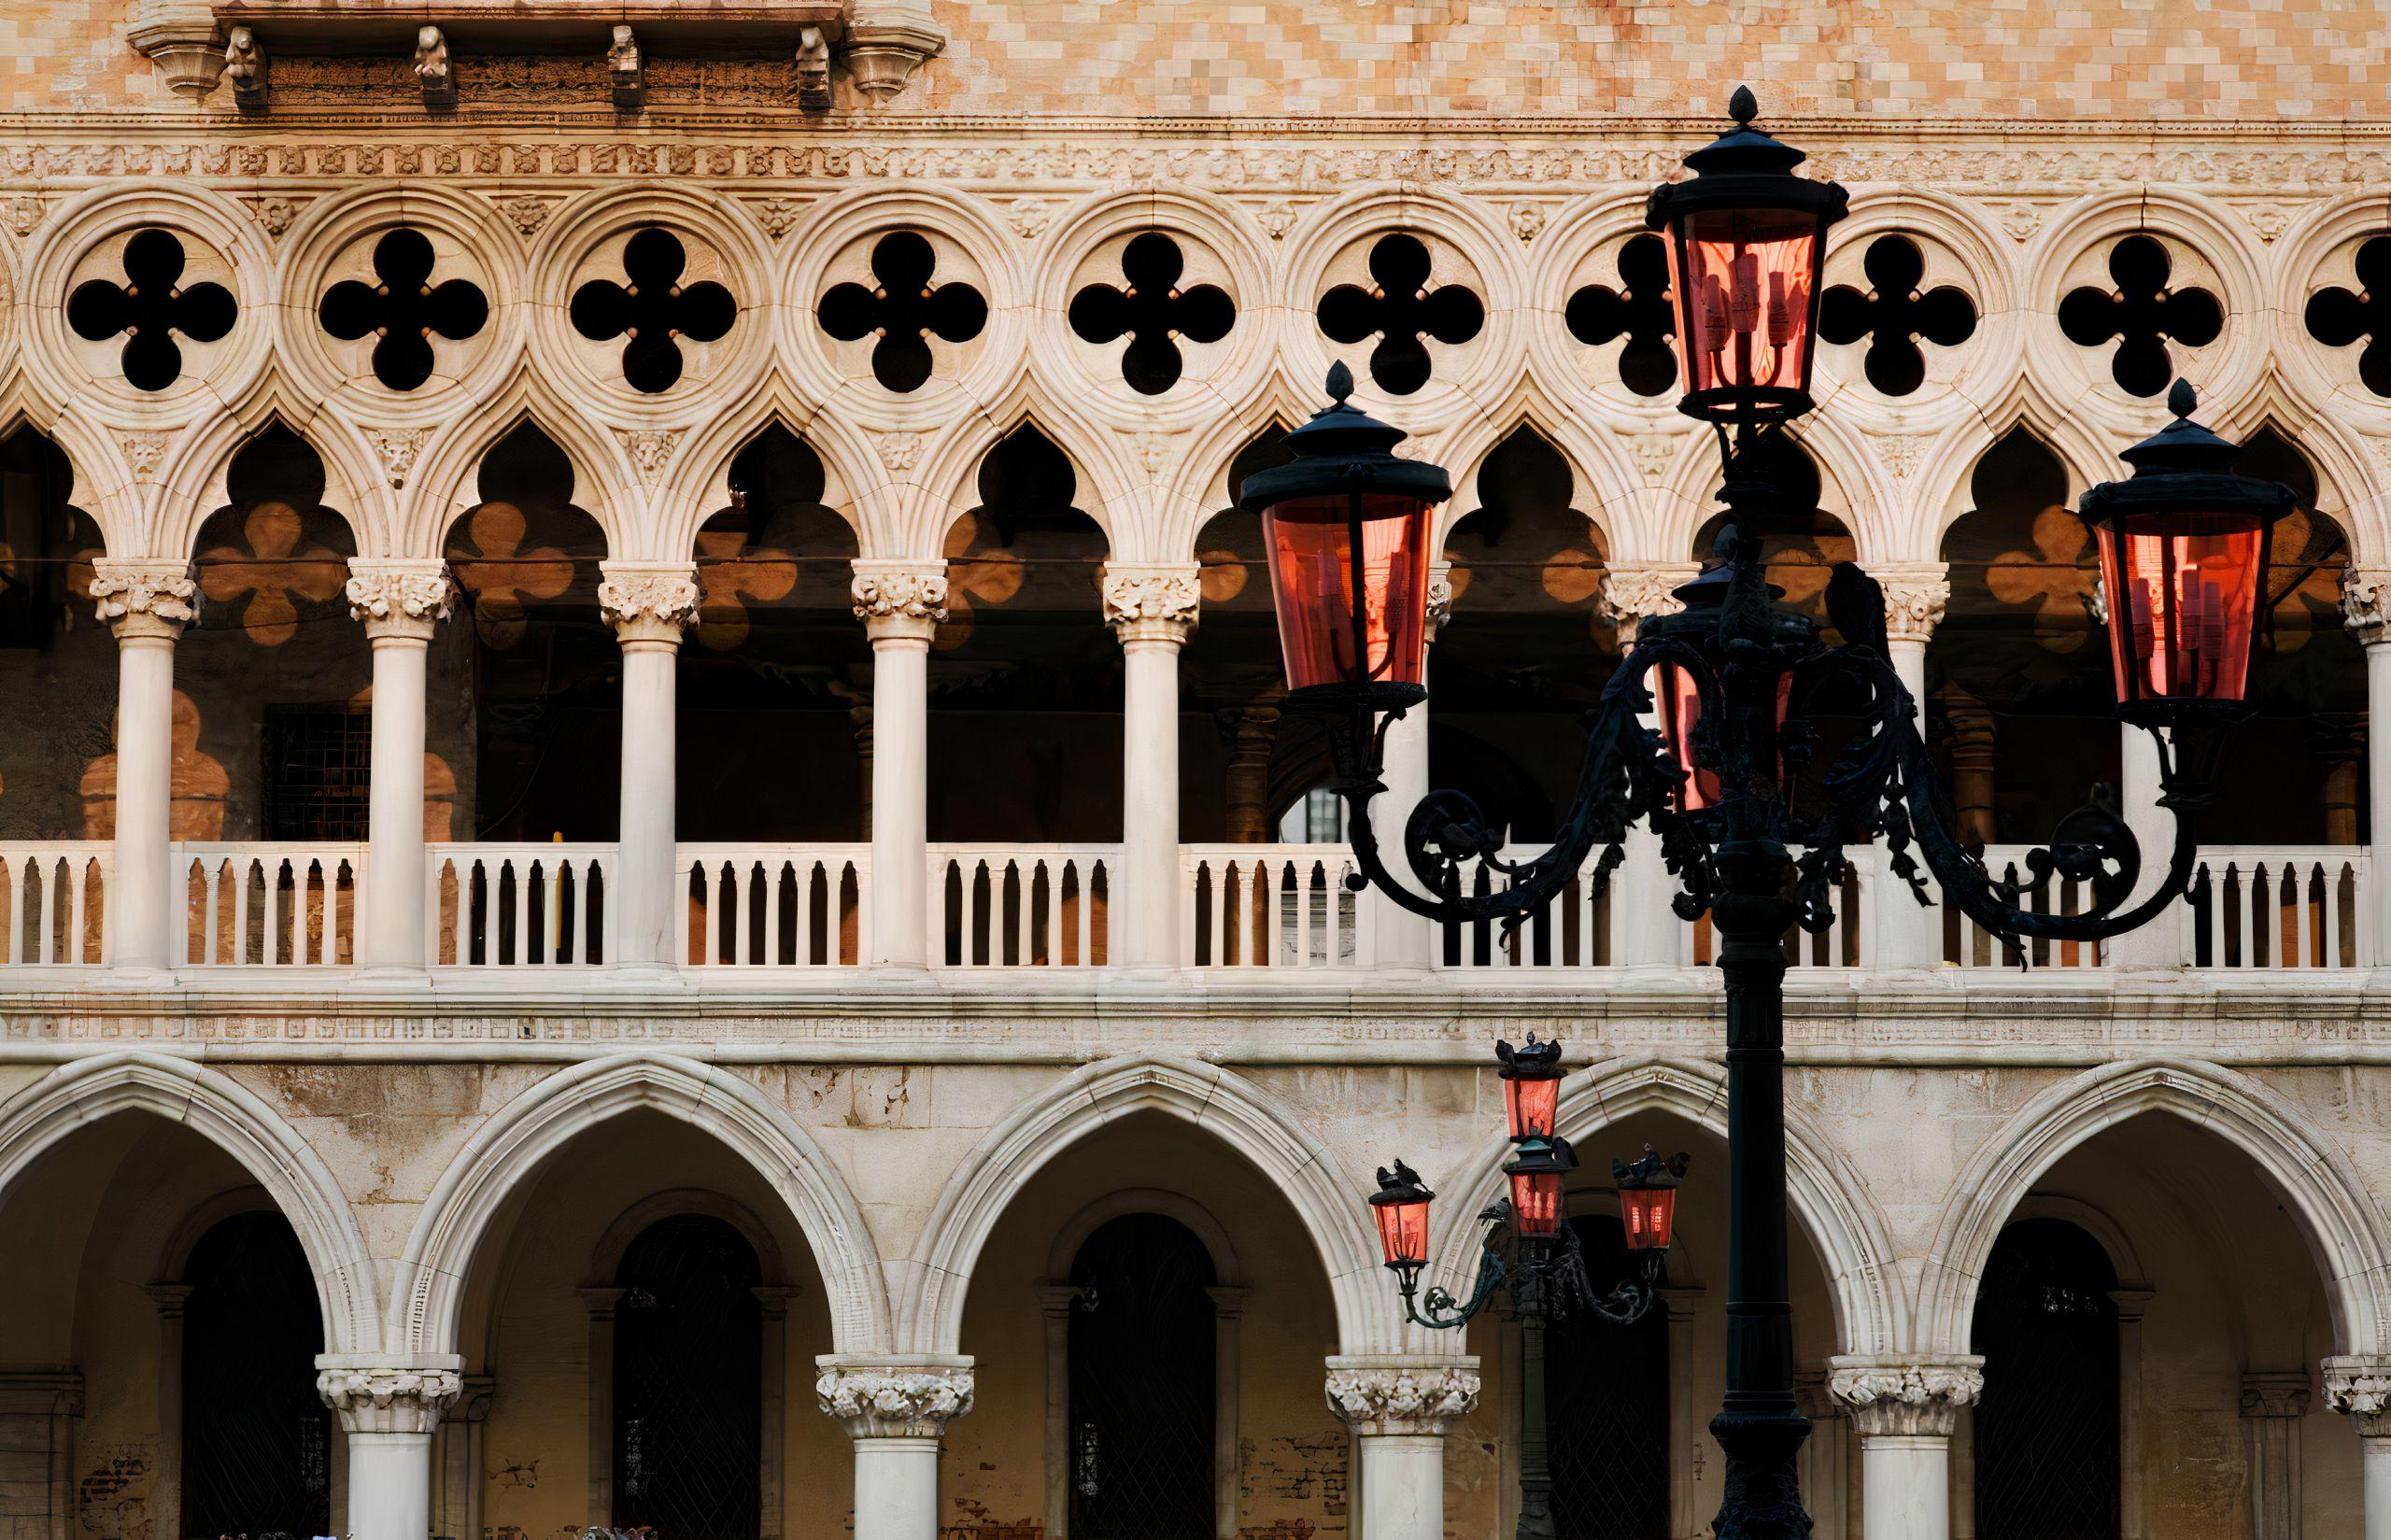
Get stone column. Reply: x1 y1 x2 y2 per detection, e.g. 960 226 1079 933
1827 1354 1985 1540
1873 566 1951 970
1598 565 1697 967
1034 1284 1082 1539
598 565 699 971
816 1361 976 1540
2242 1371 2311 1540
2112 1285 2154 1540
1104 565 1201 969
2342 572 2391 968
2325 1357 2391 1540
435 1374 494 1540
1323 1357 1480 1540
1939 686 1999 848
345 561 457 975
88 560 197 973
852 562 947 968
1368 565 1450 969
317 1363 462 1540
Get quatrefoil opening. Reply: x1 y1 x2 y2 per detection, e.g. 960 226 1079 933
1818 234 1978 397
65 228 237 392
2057 233 2222 399
2304 235 2391 398
819 231 989 394
1316 233 1484 396
568 228 737 394
1067 232 1236 395
1564 233 1677 398
318 229 489 392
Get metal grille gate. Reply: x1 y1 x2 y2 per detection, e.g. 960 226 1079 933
1546 1216 1670 1539
614 1213 764 1540
1068 1213 1217 1540
1972 1218 2121 1540
182 1209 332 1537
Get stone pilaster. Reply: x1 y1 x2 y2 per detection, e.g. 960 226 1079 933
815 1364 978 1437
1322 1359 1482 1436
1827 1354 1985 1437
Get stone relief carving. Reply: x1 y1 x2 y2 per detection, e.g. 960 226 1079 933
365 427 432 489
851 566 949 624
1826 1359 1985 1436
1100 567 1201 632
345 561 459 628
1323 1365 1481 1435
615 429 679 485
597 569 700 631
317 1366 465 1434
815 1367 976 1436
88 561 199 628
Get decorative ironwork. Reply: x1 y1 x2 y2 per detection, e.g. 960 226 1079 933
1068 1214 1216 1540
612 1213 763 1540
180 1211 332 1538
1565 233 1677 398
66 228 237 392
262 704 372 841
1317 233 1484 395
1971 1220 2121 1540
318 228 489 391
819 231 989 393
2059 233 2222 398
2304 234 2391 398
570 228 737 393
1818 233 1977 396
1068 231 1237 394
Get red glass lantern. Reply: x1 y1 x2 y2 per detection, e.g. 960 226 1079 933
1654 662 1793 811
1646 87 1848 424
1243 364 1454 712
1369 1161 1436 1273
2081 384 2292 724
1495 1034 1563 1139
1504 1136 1576 1239
1614 1146 1691 1255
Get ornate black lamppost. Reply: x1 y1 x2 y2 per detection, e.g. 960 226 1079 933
1244 88 2291 1540
1369 1035 1690 1540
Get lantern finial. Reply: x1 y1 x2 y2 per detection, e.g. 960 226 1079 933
2169 376 2198 419
1729 84 1758 124
1326 360 1354 403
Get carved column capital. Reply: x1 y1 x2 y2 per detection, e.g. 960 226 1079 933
317 1364 464 1434
345 559 457 642
598 562 700 646
851 559 949 643
2343 569 2391 645
1597 564 1699 646
1874 563 1951 645
2324 1355 2391 1434
2240 1370 2313 1420
1101 563 1201 646
815 1363 977 1438
1826 1354 1985 1438
1323 1357 1481 1436
89 559 199 640
1425 562 1455 640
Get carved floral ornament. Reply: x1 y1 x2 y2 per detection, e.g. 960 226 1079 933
1323 1364 1481 1435
316 1366 464 1434
850 563 949 625
814 1366 976 1436
1100 565 1201 634
1826 1358 1985 1436
88 558 199 628
344 559 459 630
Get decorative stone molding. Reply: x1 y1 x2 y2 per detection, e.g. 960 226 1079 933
872 431 924 473
1598 564 1698 643
815 1365 975 1437
346 560 458 640
3 196 42 237
1875 565 1951 645
2343 569 2391 644
89 560 199 636
2323 1355 2391 1432
852 561 949 640
840 21 945 103
1826 1355 1985 1437
317 1365 464 1434
2240 1370 2312 1420
119 432 166 483
598 564 700 645
1323 1360 1481 1436
128 7 230 100
1870 433 1931 482
1101 564 1200 643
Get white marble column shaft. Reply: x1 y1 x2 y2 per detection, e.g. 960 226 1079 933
1324 1358 1479 1540
1368 566 1450 968
817 1361 976 1540
347 561 457 974
1598 565 1696 967
854 563 946 969
90 561 198 973
600 564 699 970
318 1363 461 1540
1873 566 1951 970
1106 565 1200 969
2343 572 2391 968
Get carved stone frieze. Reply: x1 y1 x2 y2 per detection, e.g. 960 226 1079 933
317 1365 463 1434
1826 1355 1985 1437
815 1365 975 1436
1323 1363 1481 1436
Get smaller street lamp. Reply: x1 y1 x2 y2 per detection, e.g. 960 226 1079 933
1366 1035 1691 1540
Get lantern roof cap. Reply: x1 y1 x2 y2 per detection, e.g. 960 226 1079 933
2079 377 2296 530
1505 1134 1578 1177
1646 87 1850 228
1494 1032 1563 1081
1614 1145 1692 1191
1371 1159 1436 1207
1684 86 1807 177
2118 379 2242 473
1236 364 1453 513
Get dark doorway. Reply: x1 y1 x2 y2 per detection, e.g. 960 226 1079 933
1972 1217 2121 1540
614 1212 765 1539
1547 1214 1669 1538
1068 1213 1217 1540
181 1208 332 1537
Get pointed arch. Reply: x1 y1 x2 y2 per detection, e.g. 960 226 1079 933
0 1052 380 1353
157 390 388 561
391 1053 892 1358
401 386 629 562
1917 1057 2391 1359
1422 1055 1903 1356
654 375 882 558
897 1053 1400 1355
903 391 1134 561
1434 392 1628 558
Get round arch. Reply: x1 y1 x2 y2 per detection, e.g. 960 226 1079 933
1917 1057 2391 1359
391 1053 892 1358
1422 1054 1904 1357
1043 1186 1246 1287
0 1052 380 1353
897 1053 1400 1355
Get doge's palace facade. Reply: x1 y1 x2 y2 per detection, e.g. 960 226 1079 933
6 4 2391 1540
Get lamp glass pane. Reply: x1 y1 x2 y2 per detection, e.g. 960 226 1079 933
1262 491 1434 692
2095 512 2267 706
1503 1075 1561 1140
1620 1186 1678 1253
1663 208 1821 412
1507 1168 1564 1237
1373 1197 1432 1268
1655 662 1792 810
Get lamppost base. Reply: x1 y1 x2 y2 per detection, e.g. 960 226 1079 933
1710 1406 1814 1540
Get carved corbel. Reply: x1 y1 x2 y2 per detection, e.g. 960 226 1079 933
796 26 834 111
414 26 456 110
223 26 268 113
126 2 227 100
839 20 946 102
607 25 645 113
